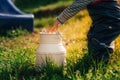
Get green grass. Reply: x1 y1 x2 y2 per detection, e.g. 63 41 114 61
0 1 120 80
0 28 27 38
27 0 73 28
16 0 73 13
34 16 56 28
29 1 73 13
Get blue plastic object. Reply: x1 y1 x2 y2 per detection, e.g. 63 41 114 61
0 0 34 32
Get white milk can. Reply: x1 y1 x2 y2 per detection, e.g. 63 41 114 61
36 30 66 67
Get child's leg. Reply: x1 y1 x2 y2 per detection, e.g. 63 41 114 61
87 23 120 62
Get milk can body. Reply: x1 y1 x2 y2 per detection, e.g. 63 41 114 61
36 32 66 67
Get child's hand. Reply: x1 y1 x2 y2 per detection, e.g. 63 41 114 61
47 20 60 33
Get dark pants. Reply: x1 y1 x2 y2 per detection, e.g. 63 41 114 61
87 1 120 61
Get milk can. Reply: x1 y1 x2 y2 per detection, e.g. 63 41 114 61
36 30 66 68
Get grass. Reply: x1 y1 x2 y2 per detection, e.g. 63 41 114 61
0 28 27 38
16 1 73 13
34 16 56 28
0 1 120 80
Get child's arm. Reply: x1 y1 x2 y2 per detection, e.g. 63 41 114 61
57 0 96 24
48 0 96 32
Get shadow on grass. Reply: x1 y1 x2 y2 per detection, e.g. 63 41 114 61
0 28 27 38
15 0 59 11
72 52 109 76
33 6 67 18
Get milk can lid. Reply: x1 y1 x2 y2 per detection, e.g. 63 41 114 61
40 28 62 35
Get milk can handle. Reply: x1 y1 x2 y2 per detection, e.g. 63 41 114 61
56 30 62 39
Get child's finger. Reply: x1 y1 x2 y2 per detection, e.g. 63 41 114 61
47 26 58 33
